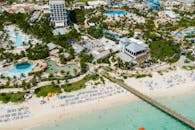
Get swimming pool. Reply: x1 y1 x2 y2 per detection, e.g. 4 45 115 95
173 32 183 38
45 60 79 75
186 30 195 35
173 28 195 39
104 11 127 16
16 62 32 70
56 28 66 35
144 0 161 10
8 30 28 47
103 30 121 40
0 62 34 77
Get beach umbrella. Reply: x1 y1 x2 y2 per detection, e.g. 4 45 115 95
138 127 145 130
48 92 52 97
40 96 44 101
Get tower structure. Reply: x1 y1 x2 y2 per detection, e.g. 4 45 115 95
49 0 68 27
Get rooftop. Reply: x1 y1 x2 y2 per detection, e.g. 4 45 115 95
116 52 135 62
126 42 146 53
98 37 119 51
93 50 110 61
120 37 148 53
47 43 57 51
164 10 180 19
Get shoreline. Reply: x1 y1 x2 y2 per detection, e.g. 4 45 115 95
26 93 139 130
1 93 139 130
27 88 195 130
1 68 195 130
1 86 195 130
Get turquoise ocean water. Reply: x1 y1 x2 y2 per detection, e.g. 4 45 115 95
31 91 195 130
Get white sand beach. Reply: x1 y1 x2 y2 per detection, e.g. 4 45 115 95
0 80 138 130
125 67 195 98
0 68 195 130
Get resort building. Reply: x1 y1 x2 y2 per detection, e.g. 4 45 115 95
72 43 84 54
42 5 50 14
83 37 120 61
155 10 180 26
47 43 57 51
158 10 180 19
72 2 86 9
133 29 143 39
88 0 110 7
49 0 68 28
118 38 150 63
162 0 180 10
29 11 41 23
3 3 33 13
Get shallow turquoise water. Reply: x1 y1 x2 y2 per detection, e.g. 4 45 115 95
45 60 78 75
0 62 34 77
104 11 127 16
157 92 195 122
8 30 27 47
31 91 195 130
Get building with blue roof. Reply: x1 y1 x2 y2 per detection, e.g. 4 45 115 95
144 0 161 10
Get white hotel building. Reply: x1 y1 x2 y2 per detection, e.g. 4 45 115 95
117 38 150 63
49 0 68 27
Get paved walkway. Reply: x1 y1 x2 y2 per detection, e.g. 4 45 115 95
0 73 88 93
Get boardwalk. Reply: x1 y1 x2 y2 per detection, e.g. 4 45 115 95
101 72 195 129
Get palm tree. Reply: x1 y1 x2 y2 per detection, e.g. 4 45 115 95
66 71 70 76
65 79 69 84
125 62 129 69
4 33 8 41
21 73 26 78
73 68 77 75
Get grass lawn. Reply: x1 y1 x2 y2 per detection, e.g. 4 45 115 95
127 73 152 78
182 66 195 70
75 0 89 2
62 74 99 92
35 85 62 97
0 92 25 103
186 52 195 61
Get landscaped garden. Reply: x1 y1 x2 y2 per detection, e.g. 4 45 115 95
0 92 25 103
35 85 62 97
62 74 99 92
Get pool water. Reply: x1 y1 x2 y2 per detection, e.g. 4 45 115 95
144 0 161 10
56 28 66 35
173 29 195 39
45 60 78 75
104 11 127 16
8 30 28 47
16 62 32 70
186 30 195 35
103 30 121 40
174 32 183 38
0 62 34 77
